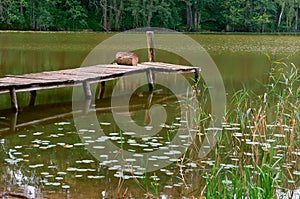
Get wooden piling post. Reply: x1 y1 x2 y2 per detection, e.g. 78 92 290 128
83 99 92 114
10 111 18 132
9 87 18 112
146 31 155 62
83 81 92 99
96 81 106 99
146 31 155 90
146 69 154 91
194 68 200 82
29 90 37 106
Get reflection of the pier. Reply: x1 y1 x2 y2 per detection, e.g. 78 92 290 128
0 90 179 136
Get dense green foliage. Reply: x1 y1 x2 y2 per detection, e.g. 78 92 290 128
0 0 299 32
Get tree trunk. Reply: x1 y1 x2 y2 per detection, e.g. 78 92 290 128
114 0 123 30
197 11 201 30
147 0 153 27
277 2 285 31
295 7 299 31
261 23 265 33
186 2 192 30
193 0 198 31
226 24 230 32
102 0 107 31
108 0 112 30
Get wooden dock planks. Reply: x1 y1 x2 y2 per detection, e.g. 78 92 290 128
0 62 200 111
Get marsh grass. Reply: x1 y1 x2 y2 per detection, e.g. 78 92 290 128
191 52 300 198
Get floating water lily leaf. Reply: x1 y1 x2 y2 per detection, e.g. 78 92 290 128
55 122 71 126
145 126 153 130
66 167 77 172
143 148 154 152
291 151 300 156
62 185 70 189
292 171 300 175
125 158 136 162
92 146 105 149
5 158 23 164
274 134 285 138
52 182 61 186
76 160 95 164
33 132 44 136
74 143 85 146
29 164 44 168
50 134 59 138
100 122 111 126
18 135 26 138
123 132 135 135
87 175 105 179
63 144 73 148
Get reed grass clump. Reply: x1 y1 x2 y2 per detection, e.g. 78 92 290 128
199 52 299 198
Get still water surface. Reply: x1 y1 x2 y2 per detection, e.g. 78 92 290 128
0 32 299 198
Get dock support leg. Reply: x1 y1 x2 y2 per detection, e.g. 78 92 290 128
83 99 92 114
10 111 18 132
144 92 154 125
29 90 37 106
146 69 154 91
83 81 92 99
97 82 105 99
9 88 18 112
194 68 200 82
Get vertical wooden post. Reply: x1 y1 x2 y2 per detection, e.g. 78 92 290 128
146 69 154 91
9 87 18 112
194 68 200 82
83 99 92 114
144 92 154 125
146 31 155 62
29 90 37 106
97 81 106 99
98 82 105 99
146 31 155 91
10 111 18 132
83 81 92 99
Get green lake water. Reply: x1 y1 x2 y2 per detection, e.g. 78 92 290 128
0 32 299 198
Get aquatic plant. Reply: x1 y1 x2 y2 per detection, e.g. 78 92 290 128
199 52 299 198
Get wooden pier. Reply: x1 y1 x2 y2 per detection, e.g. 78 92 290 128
0 62 199 111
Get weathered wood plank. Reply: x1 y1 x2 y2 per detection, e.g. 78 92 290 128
141 62 195 70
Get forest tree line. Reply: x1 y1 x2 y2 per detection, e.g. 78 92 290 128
0 0 299 32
